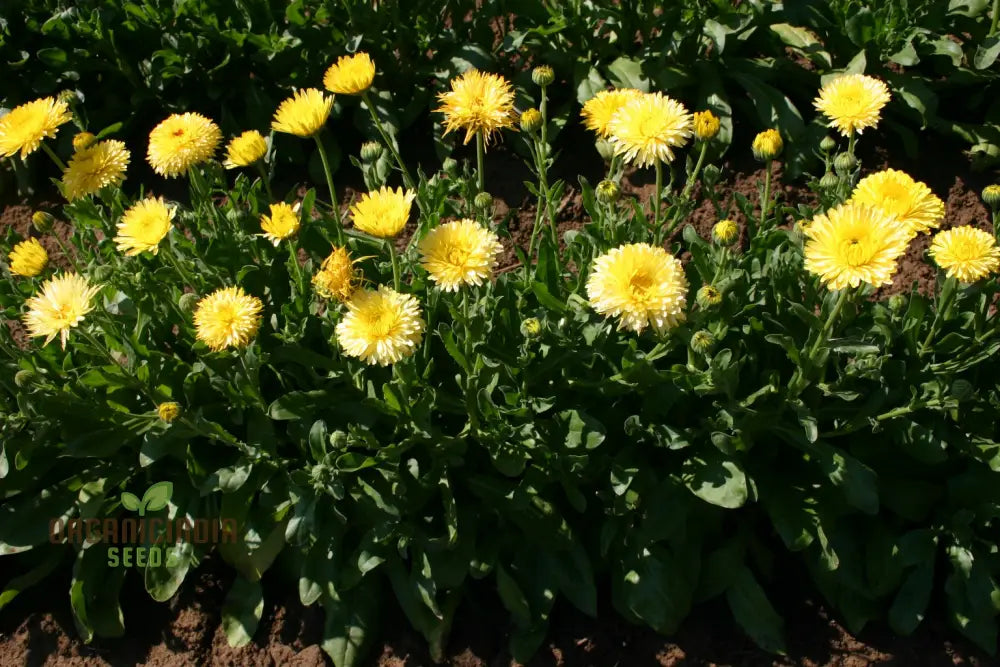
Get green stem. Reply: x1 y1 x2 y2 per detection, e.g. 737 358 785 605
680 141 709 202
761 160 773 230
162 244 197 289
461 288 479 433
387 239 401 291
807 289 850 361
991 0 999 36
919 277 958 356
288 242 304 297
362 91 415 193
654 161 664 231
476 131 486 194
41 142 67 172
51 233 83 275
314 133 343 238
255 162 274 203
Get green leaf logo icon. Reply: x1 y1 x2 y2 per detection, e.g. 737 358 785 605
121 481 174 516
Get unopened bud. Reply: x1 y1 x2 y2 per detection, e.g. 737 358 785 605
178 292 199 314
690 330 716 355
982 184 1000 209
442 158 459 175
697 285 722 309
474 192 493 210
833 152 858 175
888 294 906 313
819 172 839 189
520 108 543 133
14 370 39 388
752 129 783 162
157 402 182 423
595 138 615 162
819 136 837 153
520 317 542 339
596 180 620 204
532 65 555 88
701 164 721 188
693 110 720 141
360 141 383 163
57 90 76 105
712 219 738 245
32 211 55 233
73 132 96 151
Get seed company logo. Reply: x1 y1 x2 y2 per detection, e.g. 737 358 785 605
49 481 237 567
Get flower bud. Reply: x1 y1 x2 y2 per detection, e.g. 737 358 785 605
532 65 555 87
520 108 543 134
982 184 1000 209
31 211 55 233
474 192 493 210
690 330 716 355
701 164 721 188
442 158 459 175
833 152 858 175
57 90 77 105
520 317 542 339
697 285 722 309
693 110 720 142
712 219 738 246
14 370 39 388
595 138 615 162
178 292 199 314
72 132 96 151
596 179 620 204
819 172 839 189
888 294 906 313
157 402 182 424
819 136 837 153
360 141 383 163
752 129 783 162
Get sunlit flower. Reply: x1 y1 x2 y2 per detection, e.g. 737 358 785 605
323 52 376 95
193 286 264 352
271 89 333 138
586 243 688 333
115 197 175 256
607 92 693 167
62 139 130 200
259 202 301 245
350 186 415 238
752 129 783 161
928 226 1000 283
803 202 910 289
157 402 182 423
813 73 891 137
223 130 267 169
22 273 102 349
0 97 72 159
693 110 720 141
436 69 517 145
850 169 945 237
580 89 643 139
8 238 48 277
335 286 424 366
72 132 96 151
147 112 222 177
417 219 503 291
312 246 359 301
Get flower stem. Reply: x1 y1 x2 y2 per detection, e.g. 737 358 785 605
653 160 664 231
387 239 401 291
760 160 773 230
790 289 851 395
313 133 343 239
476 131 486 194
361 91 415 193
41 143 67 172
919 276 958 356
255 162 274 203
51 233 84 275
991 0 999 36
162 243 197 289
680 141 708 202
288 242 305 297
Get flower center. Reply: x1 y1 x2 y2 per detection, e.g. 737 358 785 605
367 308 396 337
446 246 469 267
843 237 869 266
628 271 654 299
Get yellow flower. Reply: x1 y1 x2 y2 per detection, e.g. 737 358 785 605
580 88 644 139
607 92 693 168
350 186 415 238
693 110 720 141
0 97 73 159
417 219 504 291
62 139 130 201
712 219 739 245
116 197 175 256
223 130 267 169
260 202 301 245
157 402 182 423
72 132 96 151
850 169 944 237
335 286 425 366
271 88 333 138
586 243 689 333
803 202 911 290
193 286 264 352
147 112 222 178
813 73 891 137
929 226 1000 283
8 238 49 277
752 129 783 161
22 273 102 349
312 246 359 301
436 69 517 145
323 52 376 95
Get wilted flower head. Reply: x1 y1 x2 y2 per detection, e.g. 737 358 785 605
223 130 267 169
259 202 301 245
272 89 333 138
587 243 688 333
8 238 48 277
850 169 944 237
324 52 376 95
193 286 264 352
607 92 693 168
436 69 517 146
692 110 720 141
350 186 415 238
928 226 1000 283
752 129 783 161
312 246 359 301
62 139 130 200
803 202 910 290
0 97 72 159
115 197 175 256
335 286 425 366
417 219 504 291
23 273 102 349
147 112 222 177
813 73 891 137
580 88 643 139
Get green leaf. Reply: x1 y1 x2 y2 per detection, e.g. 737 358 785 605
37 47 67 67
810 442 879 514
120 492 141 512
769 23 832 68
141 481 173 514
845 9 876 47
560 409 606 449
268 390 329 420
221 576 264 648
889 563 934 635
606 56 648 91
322 584 379 667
532 282 567 313
727 567 786 654
0 550 62 612
681 453 748 508
975 35 1000 69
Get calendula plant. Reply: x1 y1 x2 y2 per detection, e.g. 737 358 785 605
3 50 1000 667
